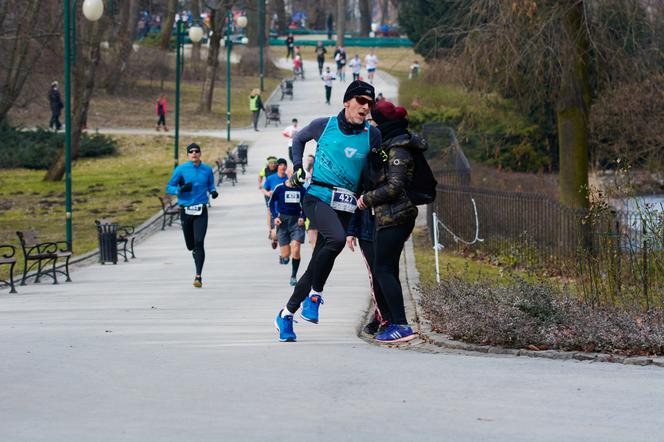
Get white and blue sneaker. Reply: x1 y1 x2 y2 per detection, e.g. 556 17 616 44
300 294 324 324
274 310 297 342
375 324 415 343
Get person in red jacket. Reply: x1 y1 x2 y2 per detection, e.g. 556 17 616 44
155 94 168 131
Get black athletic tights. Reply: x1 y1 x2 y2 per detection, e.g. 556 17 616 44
180 206 208 276
373 219 415 325
287 194 351 313
359 239 389 324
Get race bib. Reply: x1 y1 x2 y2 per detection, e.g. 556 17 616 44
184 204 203 216
330 188 357 213
284 190 301 204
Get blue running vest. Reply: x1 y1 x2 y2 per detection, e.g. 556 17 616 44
308 116 371 205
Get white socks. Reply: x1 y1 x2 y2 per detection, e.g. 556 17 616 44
281 307 295 318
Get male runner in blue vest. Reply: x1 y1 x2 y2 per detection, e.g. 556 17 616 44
274 80 381 342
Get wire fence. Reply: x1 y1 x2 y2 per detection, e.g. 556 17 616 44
423 123 664 309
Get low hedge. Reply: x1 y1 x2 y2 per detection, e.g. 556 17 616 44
0 125 117 170
420 276 664 356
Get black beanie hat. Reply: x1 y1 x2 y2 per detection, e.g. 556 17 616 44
343 80 375 103
277 158 288 166
187 143 201 153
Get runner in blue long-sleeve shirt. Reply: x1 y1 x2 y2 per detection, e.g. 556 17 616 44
166 143 218 288
269 180 307 286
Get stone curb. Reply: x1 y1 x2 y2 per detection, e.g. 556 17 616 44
398 232 663 368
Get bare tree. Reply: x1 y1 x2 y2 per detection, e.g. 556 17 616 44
0 0 62 123
337 0 346 47
103 0 140 94
159 0 178 49
199 2 229 113
45 16 107 181
272 0 287 35
359 0 371 37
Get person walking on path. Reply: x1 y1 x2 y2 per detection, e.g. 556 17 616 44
274 80 381 342
315 41 327 75
356 101 423 343
155 94 168 131
48 81 64 131
364 49 378 84
249 89 266 131
326 13 334 40
285 33 295 59
349 54 362 82
346 208 389 335
166 143 218 288
282 118 300 162
334 46 347 82
321 66 336 105
269 179 307 286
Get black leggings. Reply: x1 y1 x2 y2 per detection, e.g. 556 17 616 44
157 114 166 127
252 110 260 129
359 239 389 323
180 206 208 276
373 220 415 325
287 194 351 313
317 57 324 75
325 86 332 103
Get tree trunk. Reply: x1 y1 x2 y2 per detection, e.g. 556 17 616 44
191 0 202 64
0 0 61 124
103 0 139 94
359 0 371 37
380 0 389 25
199 7 225 113
337 0 346 47
159 0 178 50
246 1 259 48
273 0 287 35
44 19 104 181
557 0 591 209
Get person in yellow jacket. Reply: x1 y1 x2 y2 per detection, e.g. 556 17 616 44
249 88 266 131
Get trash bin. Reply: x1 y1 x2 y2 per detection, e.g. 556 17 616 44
96 221 118 264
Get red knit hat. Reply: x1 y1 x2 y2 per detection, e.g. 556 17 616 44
371 100 408 124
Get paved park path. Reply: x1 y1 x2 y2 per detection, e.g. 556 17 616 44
1 59 663 442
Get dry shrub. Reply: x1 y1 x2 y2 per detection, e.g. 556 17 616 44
236 47 281 77
421 276 664 355
590 75 664 171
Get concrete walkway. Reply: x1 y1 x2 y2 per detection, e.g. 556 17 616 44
1 60 663 442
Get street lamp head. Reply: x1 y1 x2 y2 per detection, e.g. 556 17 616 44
189 25 204 43
82 0 104 21
241 37 249 45
236 15 248 28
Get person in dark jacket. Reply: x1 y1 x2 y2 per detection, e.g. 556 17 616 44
357 100 425 343
286 33 295 59
346 207 389 335
48 81 64 131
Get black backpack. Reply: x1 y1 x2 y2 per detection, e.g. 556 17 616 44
407 147 437 205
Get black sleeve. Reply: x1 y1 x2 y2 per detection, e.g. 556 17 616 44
291 117 329 169
369 126 382 152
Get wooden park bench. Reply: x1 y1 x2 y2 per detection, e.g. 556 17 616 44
158 195 181 230
95 219 136 263
0 244 17 293
16 231 72 285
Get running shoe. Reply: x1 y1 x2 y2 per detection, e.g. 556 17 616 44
193 276 202 288
375 324 415 343
289 277 297 286
274 309 296 342
300 294 324 324
271 239 278 250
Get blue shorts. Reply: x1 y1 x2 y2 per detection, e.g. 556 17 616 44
277 214 305 246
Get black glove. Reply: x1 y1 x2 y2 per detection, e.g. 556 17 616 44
180 182 193 192
289 166 306 188
210 190 219 199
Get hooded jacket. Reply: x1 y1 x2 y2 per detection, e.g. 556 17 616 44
362 129 427 230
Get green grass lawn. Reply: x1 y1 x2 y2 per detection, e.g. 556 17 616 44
0 134 231 281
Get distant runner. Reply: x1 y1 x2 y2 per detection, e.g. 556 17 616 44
166 143 218 288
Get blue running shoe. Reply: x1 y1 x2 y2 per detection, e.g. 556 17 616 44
375 324 415 343
274 309 297 342
289 277 297 286
300 294 324 324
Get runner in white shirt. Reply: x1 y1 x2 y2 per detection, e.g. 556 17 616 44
321 66 336 105
349 54 362 82
282 118 300 162
364 49 378 84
